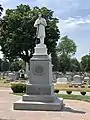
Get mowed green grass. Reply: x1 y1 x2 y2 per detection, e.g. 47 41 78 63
0 79 11 87
13 93 90 102
0 79 90 92
0 79 26 87
56 94 90 102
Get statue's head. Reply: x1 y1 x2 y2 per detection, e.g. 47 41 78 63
38 13 42 19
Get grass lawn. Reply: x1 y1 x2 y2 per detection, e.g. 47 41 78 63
0 79 90 92
57 94 90 102
13 93 90 102
54 83 90 92
13 93 24 96
0 79 11 87
0 79 26 88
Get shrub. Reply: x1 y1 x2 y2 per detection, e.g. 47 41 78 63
54 89 59 93
69 85 73 87
81 85 85 88
66 91 72 95
11 83 26 93
80 92 86 96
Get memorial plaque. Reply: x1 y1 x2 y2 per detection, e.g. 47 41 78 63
33 65 44 75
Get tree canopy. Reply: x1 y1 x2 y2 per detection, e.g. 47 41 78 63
70 58 80 72
0 4 60 64
1 59 9 71
0 4 3 16
58 54 71 73
57 36 77 73
57 36 77 57
80 54 90 72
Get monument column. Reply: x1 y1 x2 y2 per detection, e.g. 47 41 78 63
14 14 63 111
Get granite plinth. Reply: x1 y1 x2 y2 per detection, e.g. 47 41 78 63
22 94 56 102
26 84 54 95
14 97 63 111
33 44 47 55
29 59 53 84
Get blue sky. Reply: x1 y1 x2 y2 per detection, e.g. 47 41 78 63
0 0 90 60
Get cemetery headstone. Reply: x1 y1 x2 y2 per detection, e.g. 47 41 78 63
57 77 68 84
19 69 25 79
72 75 82 85
1 72 4 79
84 76 90 84
14 72 20 80
7 72 14 81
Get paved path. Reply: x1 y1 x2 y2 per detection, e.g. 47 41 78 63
0 87 90 120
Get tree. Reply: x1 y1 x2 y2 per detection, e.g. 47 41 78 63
57 36 77 73
58 54 71 73
70 58 80 72
57 36 77 57
52 52 59 71
0 4 60 65
0 58 2 71
1 59 9 71
80 54 90 72
18 59 25 70
9 61 21 71
0 4 3 16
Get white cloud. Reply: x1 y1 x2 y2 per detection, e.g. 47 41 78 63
0 0 11 4
64 16 90 25
58 15 90 35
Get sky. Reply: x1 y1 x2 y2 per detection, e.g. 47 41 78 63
0 0 90 61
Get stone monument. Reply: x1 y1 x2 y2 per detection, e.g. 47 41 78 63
14 14 63 111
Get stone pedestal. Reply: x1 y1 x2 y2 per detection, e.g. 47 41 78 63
14 43 63 111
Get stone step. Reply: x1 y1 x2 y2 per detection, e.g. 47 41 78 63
22 94 56 102
14 98 63 111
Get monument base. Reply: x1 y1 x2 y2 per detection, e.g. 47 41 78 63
13 43 64 111
22 94 56 102
14 97 63 111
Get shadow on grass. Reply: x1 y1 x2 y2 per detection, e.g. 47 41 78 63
62 104 86 114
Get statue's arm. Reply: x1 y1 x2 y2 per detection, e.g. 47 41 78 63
34 20 38 27
34 19 40 27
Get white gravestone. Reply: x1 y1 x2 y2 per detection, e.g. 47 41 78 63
14 72 20 80
7 73 14 81
84 76 90 84
0 72 3 80
72 75 82 85
57 77 68 84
